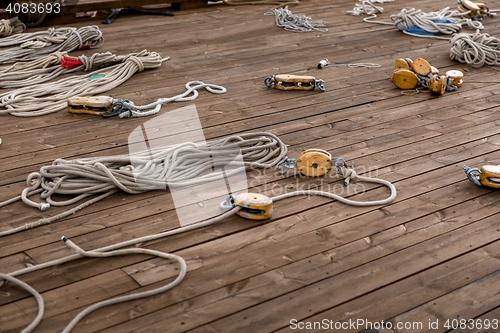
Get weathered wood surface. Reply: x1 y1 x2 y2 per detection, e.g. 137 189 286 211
1 0 500 332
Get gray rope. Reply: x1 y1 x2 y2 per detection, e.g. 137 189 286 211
0 50 154 89
0 17 26 37
0 50 162 116
0 25 103 64
0 132 287 236
265 7 328 32
450 30 500 67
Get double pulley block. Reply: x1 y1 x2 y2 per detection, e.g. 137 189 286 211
458 0 496 20
265 74 325 92
67 96 131 117
463 164 500 188
220 149 352 221
390 57 464 96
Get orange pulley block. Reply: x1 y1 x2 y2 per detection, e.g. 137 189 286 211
391 57 464 95
220 193 273 220
428 75 447 95
458 0 495 19
390 68 420 90
276 149 334 177
296 149 333 177
464 164 500 188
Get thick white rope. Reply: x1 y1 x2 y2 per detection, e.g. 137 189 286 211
450 30 500 67
0 273 44 333
0 25 103 64
59 237 187 333
0 51 163 116
265 6 327 32
348 1 484 39
347 0 394 25
0 26 75 47
0 132 288 236
0 17 26 37
1 132 397 332
115 81 227 118
0 50 158 89
391 7 483 39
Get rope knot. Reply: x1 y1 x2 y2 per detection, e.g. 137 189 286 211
127 56 145 72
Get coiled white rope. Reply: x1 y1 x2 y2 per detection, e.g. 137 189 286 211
348 1 484 39
0 50 157 89
0 132 288 236
390 7 483 39
114 81 227 118
265 6 328 32
0 25 103 64
0 16 26 37
0 50 163 116
347 0 394 25
0 131 397 332
450 30 500 67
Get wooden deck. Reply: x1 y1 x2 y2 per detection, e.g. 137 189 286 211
1 0 500 332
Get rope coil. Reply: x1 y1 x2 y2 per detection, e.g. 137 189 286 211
0 16 26 37
0 50 162 116
0 50 158 89
265 6 328 32
0 25 103 64
450 30 500 67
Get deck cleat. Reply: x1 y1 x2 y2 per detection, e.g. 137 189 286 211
390 68 420 90
68 96 113 115
296 149 333 177
265 74 325 92
221 193 273 220
428 75 447 95
464 164 500 188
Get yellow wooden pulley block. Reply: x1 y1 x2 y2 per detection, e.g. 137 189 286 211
459 0 481 18
233 193 273 220
412 57 432 76
394 58 413 70
479 165 500 188
429 75 447 95
390 68 419 90
296 149 333 177
68 96 113 115
430 66 439 75
446 70 464 87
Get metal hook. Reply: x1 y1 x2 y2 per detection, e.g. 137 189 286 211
276 156 297 175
